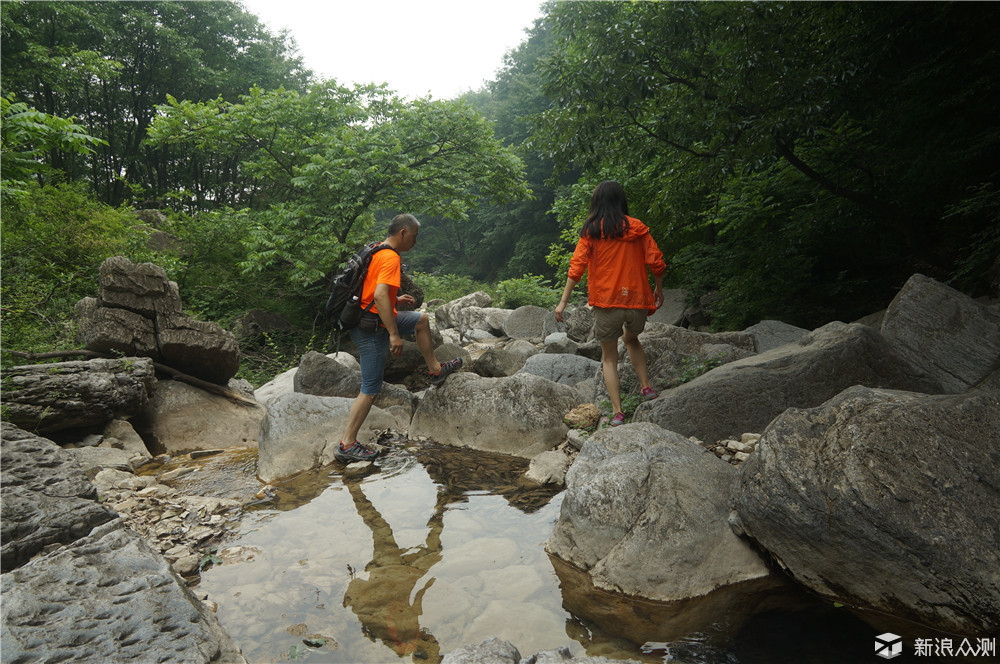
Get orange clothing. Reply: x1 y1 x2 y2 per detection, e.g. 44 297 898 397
567 216 666 313
360 246 401 317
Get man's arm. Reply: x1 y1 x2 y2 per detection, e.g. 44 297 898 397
374 283 403 356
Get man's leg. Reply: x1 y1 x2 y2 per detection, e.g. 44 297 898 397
338 327 387 460
341 392 375 447
413 313 442 374
399 310 461 385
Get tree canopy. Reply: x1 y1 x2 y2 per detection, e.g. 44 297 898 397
0 0 310 204
2 0 997 366
533 1 1000 326
146 83 530 289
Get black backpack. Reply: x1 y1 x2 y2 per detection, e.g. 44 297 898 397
325 242 395 340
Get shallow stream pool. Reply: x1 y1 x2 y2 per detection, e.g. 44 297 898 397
159 442 901 664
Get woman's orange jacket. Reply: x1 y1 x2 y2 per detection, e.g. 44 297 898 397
567 216 666 313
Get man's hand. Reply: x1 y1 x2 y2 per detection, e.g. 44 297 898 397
554 302 567 323
397 294 416 309
389 332 403 357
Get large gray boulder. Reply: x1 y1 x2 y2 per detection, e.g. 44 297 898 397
131 380 265 454
1 424 116 572
472 347 527 377
880 273 1000 393
547 423 772 603
253 352 358 406
561 305 595 343
434 291 493 330
743 319 809 352
450 306 512 340
74 298 159 357
1 520 246 664
410 373 580 458
517 353 600 387
1 357 155 434
156 314 240 385
75 256 240 385
730 380 1000 636
634 322 943 444
97 255 183 317
648 288 688 326
293 351 416 413
502 305 550 340
256 392 396 482
590 324 756 410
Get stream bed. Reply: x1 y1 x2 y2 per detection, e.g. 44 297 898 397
158 442 893 664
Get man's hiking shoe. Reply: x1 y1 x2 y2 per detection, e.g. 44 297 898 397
430 357 463 386
641 386 659 401
609 412 626 427
335 441 380 463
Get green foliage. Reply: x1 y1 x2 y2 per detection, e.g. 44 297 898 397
411 272 491 305
946 179 1000 295
598 394 645 424
1 0 310 206
493 275 561 309
237 329 321 389
0 95 105 198
533 1 1000 328
0 181 141 357
672 355 727 387
149 85 531 289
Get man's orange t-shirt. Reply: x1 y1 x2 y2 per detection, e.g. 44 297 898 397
359 247 401 317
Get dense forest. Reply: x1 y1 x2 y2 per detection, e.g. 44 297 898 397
3 1 998 384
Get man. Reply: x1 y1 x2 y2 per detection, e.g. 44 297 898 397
336 213 462 463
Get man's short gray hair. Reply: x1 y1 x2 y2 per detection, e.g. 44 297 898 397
388 213 420 236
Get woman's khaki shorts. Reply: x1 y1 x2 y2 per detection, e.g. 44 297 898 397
593 307 648 342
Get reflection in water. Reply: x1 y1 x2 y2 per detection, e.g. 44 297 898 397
342 479 445 660
192 442 886 664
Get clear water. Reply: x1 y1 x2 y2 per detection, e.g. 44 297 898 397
157 442 928 664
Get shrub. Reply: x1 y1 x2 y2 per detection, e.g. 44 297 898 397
494 274 561 309
410 272 492 304
1 181 141 357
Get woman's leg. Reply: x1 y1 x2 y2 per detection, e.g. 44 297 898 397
622 327 652 390
601 338 623 415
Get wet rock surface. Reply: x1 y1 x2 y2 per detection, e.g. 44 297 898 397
1 520 246 664
547 423 772 603
0 423 246 663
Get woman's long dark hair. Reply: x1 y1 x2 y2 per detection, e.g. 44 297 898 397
581 180 630 239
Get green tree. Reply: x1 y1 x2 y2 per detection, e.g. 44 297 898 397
1 94 106 197
147 83 531 292
534 1 1000 327
0 0 309 205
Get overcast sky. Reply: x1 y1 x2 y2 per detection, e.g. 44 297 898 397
241 0 545 100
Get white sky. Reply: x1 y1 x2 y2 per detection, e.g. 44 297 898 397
240 0 545 100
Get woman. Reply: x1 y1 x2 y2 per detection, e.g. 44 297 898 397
554 180 666 426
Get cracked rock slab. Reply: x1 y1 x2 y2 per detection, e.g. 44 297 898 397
1 520 246 664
